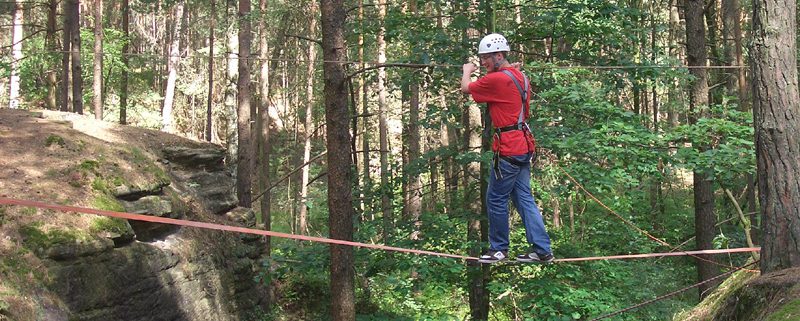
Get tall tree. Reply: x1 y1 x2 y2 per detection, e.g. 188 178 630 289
119 0 129 124
722 0 756 218
205 0 215 141
320 0 356 319
69 0 83 115
406 83 422 238
162 1 185 132
60 0 72 112
685 0 719 297
299 1 319 235
46 0 58 110
465 3 489 318
237 0 254 207
404 2 422 238
358 0 371 215
256 0 277 308
752 0 800 273
376 0 392 242
93 0 104 119
8 0 23 109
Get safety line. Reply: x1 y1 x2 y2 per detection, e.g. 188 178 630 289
17 50 747 70
0 197 474 261
555 247 760 263
543 153 759 272
589 260 760 321
0 197 760 265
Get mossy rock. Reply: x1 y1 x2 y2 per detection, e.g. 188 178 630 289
679 266 800 321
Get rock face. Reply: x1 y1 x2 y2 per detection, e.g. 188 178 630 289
714 267 800 321
44 146 265 321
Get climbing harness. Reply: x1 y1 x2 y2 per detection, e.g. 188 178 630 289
490 69 536 179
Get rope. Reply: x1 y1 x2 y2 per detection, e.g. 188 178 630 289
18 49 746 70
589 260 760 321
543 152 759 272
0 197 474 261
0 197 759 264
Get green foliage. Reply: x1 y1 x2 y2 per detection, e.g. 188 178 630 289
45 135 66 148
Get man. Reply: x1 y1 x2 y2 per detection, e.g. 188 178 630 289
460 33 554 264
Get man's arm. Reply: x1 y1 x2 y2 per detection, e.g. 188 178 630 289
461 63 478 94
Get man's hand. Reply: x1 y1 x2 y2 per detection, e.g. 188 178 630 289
461 63 478 94
463 63 478 75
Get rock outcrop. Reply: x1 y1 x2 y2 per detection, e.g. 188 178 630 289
41 146 265 321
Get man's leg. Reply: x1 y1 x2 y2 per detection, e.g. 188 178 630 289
486 158 519 252
510 158 552 256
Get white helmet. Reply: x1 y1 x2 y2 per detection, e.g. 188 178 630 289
478 33 510 54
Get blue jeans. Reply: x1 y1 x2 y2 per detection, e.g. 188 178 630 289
487 154 552 255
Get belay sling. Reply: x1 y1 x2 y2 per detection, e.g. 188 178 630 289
491 69 535 179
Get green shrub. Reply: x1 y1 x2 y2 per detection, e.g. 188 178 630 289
44 134 65 147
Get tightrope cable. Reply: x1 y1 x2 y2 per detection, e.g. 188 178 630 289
0 197 759 264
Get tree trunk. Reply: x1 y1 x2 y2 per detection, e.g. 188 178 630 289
685 0 719 298
236 0 253 208
205 0 215 141
320 0 356 319
9 0 23 109
705 0 722 105
407 82 422 239
752 0 800 273
46 0 58 110
377 0 392 242
60 0 72 112
464 5 488 318
299 2 318 235
358 0 370 216
92 0 103 119
69 0 83 115
667 0 682 127
256 0 276 308
119 0 129 124
467 98 489 321
162 1 184 132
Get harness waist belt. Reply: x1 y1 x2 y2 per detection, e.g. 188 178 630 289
499 154 531 166
495 123 526 133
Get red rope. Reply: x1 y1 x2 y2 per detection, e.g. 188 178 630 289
0 197 760 264
0 197 474 261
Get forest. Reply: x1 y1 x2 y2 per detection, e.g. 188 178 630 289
1 0 799 320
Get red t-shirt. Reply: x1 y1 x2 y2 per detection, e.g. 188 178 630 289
468 67 535 156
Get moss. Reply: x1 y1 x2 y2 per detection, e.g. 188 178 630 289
44 134 65 147
89 217 130 235
766 299 800 321
127 147 170 184
129 147 148 164
19 222 87 251
79 160 100 172
0 247 33 277
90 194 125 212
91 177 108 192
20 207 37 216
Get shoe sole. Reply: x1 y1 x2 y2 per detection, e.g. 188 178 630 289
515 258 554 264
478 258 507 264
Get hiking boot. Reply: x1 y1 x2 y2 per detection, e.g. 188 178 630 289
516 252 554 263
478 250 508 264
